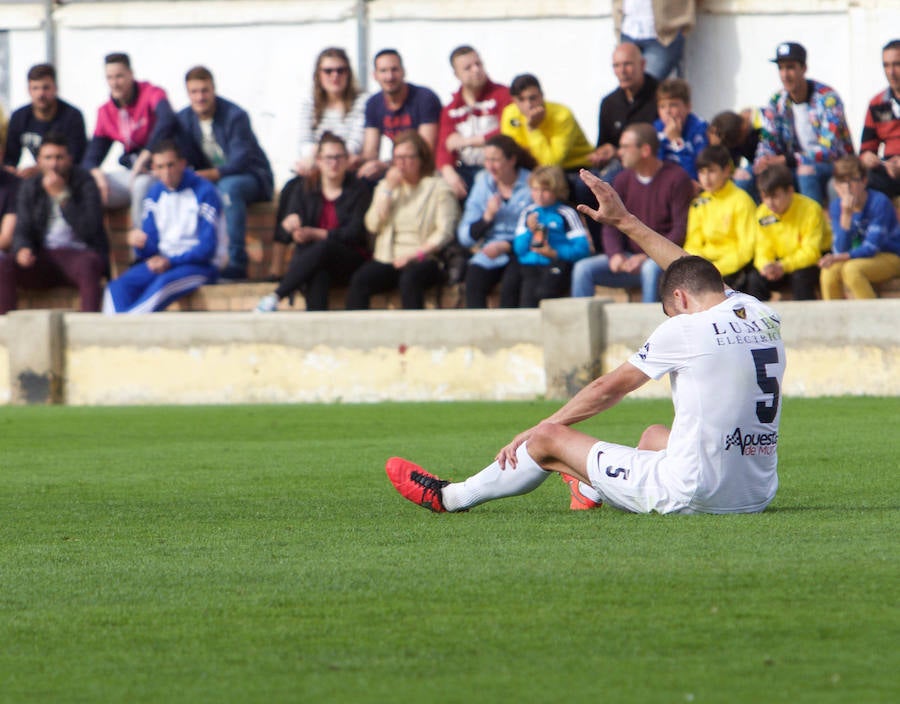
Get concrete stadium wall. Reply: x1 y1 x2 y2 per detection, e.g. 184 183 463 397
2 1 899 189
1 299 898 405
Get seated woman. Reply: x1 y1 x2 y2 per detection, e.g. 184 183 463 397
513 165 591 308
255 133 371 312
346 131 459 310
819 155 900 299
458 135 536 308
268 47 368 280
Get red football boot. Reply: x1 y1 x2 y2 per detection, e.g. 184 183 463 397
561 472 603 510
385 457 449 513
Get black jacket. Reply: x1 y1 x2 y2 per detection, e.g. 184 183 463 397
13 165 109 264
279 174 372 256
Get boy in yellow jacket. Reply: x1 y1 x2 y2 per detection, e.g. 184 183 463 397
685 145 757 291
746 164 832 300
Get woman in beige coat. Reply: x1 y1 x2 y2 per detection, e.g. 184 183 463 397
346 131 459 309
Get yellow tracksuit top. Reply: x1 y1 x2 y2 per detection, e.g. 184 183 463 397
685 180 757 277
500 101 593 170
754 192 833 273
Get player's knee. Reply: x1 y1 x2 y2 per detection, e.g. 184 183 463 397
638 424 669 451
527 421 567 461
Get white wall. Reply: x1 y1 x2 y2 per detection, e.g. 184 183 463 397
2 1 899 186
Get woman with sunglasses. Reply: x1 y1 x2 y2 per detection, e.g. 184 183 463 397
268 48 368 279
255 133 371 312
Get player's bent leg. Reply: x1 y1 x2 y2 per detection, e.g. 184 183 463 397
638 424 670 451
525 422 597 486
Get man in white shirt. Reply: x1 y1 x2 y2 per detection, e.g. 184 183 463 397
387 169 786 515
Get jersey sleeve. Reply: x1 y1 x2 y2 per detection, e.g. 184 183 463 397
628 317 690 380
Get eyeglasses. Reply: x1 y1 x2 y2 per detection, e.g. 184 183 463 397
321 67 349 76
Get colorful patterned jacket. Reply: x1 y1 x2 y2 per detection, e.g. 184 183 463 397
756 79 854 167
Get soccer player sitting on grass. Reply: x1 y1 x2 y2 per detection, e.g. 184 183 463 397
387 168 786 515
684 145 757 292
103 140 223 314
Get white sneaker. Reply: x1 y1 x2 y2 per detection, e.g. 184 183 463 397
254 293 279 313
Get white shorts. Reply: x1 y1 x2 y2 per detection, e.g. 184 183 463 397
586 441 694 514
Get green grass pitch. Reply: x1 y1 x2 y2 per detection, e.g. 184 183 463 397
0 398 897 703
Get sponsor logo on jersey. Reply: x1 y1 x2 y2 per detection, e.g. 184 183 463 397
725 427 778 455
637 341 650 360
712 313 781 345
758 214 779 226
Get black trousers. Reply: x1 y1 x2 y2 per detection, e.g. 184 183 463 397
518 261 573 308
745 265 819 301
275 238 366 311
464 260 521 309
346 258 442 310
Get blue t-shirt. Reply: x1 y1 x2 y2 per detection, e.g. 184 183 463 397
364 83 442 143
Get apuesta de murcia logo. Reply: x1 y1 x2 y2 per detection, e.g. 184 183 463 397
725 428 779 455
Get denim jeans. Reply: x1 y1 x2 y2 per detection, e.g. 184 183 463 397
621 32 685 80
218 173 266 272
571 253 663 303
795 161 833 207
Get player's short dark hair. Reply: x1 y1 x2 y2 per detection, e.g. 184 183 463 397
757 164 794 195
373 48 402 68
27 63 56 83
708 111 744 149
510 73 541 97
659 255 725 303
38 131 70 153
695 145 733 171
623 122 659 154
449 45 477 66
105 52 131 69
185 65 214 84
883 39 900 52
150 139 183 159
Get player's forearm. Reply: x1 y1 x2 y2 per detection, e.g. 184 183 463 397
616 213 688 271
545 375 627 427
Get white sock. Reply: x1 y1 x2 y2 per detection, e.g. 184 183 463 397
577 480 603 503
442 442 551 512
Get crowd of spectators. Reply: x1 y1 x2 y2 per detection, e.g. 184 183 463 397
1 23 899 315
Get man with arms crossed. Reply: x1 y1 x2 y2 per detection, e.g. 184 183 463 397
387 169 785 516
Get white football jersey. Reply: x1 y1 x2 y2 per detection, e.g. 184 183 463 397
629 291 785 513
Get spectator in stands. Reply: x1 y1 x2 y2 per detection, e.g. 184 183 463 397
0 133 108 314
0 170 19 252
82 52 176 227
588 42 660 181
754 42 854 207
708 109 762 201
436 45 511 200
684 145 757 291
346 131 458 310
513 165 590 308
268 47 368 281
746 164 831 301
613 0 695 80
819 155 900 299
654 78 708 180
358 49 442 182
3 63 87 179
255 133 372 313
458 135 535 308
175 66 274 281
571 123 693 302
859 39 900 201
501 73 593 173
103 141 222 314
